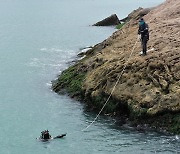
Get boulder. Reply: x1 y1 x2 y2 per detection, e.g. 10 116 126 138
93 14 120 26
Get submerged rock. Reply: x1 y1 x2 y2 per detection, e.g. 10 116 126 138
93 14 120 26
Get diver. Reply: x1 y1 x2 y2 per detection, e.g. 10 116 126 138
41 130 51 139
138 18 149 55
38 130 66 141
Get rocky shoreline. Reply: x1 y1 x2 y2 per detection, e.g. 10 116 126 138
52 0 180 134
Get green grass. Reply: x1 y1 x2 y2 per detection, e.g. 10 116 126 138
116 23 125 29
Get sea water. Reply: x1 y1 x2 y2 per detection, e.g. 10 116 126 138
0 0 179 153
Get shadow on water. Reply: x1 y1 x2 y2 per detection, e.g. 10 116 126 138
80 105 180 153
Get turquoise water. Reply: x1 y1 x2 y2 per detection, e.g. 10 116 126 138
0 0 179 153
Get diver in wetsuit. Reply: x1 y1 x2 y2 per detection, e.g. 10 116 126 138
38 130 66 141
41 130 51 139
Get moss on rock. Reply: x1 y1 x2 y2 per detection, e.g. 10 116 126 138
116 23 125 29
52 65 86 98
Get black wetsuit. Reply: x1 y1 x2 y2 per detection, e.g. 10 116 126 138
41 132 51 139
44 133 51 139
138 22 149 55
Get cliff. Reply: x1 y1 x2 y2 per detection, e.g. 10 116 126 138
52 0 180 134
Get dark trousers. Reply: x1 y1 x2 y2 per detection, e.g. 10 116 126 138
141 36 148 55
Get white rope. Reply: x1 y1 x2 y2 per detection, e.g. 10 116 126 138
81 37 139 132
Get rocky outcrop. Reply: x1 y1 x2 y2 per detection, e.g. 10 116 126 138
93 14 120 26
120 7 153 22
52 0 180 134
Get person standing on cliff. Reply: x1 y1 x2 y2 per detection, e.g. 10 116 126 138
138 18 149 55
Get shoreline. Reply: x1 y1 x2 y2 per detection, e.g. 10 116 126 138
52 1 180 135
52 62 180 135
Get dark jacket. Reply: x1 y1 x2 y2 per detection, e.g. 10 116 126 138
138 22 149 41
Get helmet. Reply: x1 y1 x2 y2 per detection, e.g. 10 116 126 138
139 18 144 22
139 18 145 25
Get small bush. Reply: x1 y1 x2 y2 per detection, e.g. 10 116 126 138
116 23 125 29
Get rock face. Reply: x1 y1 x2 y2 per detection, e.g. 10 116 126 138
53 0 180 134
120 7 153 22
93 14 120 26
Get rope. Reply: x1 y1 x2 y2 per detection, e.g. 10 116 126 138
81 37 139 132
